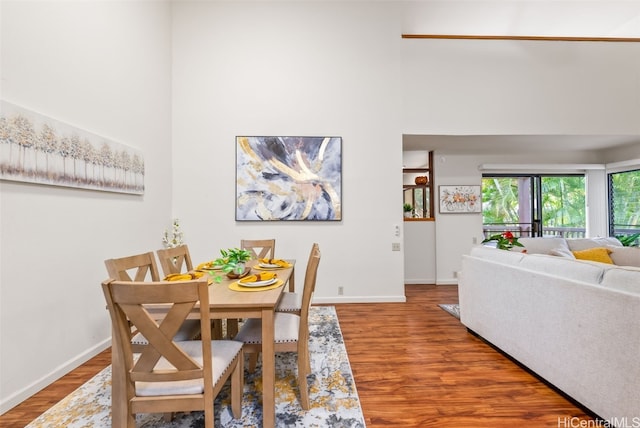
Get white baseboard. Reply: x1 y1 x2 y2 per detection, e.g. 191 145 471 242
404 278 436 284
313 295 406 304
0 338 111 415
436 279 459 285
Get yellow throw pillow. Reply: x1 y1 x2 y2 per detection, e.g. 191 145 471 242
572 247 614 264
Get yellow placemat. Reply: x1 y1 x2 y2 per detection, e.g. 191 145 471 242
228 279 284 292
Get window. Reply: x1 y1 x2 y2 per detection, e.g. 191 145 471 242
482 174 586 238
608 169 640 243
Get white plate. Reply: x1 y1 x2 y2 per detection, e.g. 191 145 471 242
238 277 278 287
259 263 281 269
198 265 222 271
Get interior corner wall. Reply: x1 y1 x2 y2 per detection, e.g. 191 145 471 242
170 1 406 304
0 1 172 413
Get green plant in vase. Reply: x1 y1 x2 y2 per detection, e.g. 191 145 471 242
212 248 252 282
403 203 413 217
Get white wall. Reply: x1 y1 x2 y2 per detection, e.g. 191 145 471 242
402 40 640 135
170 1 406 304
2 0 640 413
0 1 173 412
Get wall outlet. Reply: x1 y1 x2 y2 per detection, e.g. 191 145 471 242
472 237 478 244
392 242 401 251
338 286 344 295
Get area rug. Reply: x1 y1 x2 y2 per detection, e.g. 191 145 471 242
438 303 460 320
26 306 366 428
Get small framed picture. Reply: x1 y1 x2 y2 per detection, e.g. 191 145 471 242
439 185 481 214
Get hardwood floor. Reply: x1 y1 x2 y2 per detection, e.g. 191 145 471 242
1 285 593 427
337 284 593 427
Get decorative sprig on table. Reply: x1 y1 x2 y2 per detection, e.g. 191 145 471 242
162 218 183 249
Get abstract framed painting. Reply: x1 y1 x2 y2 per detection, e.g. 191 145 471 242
236 136 342 221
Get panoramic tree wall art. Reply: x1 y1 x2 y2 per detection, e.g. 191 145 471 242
0 101 144 194
236 136 342 221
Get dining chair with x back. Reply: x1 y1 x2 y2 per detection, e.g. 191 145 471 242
104 251 201 351
240 239 276 260
102 277 244 427
156 244 223 339
156 244 194 276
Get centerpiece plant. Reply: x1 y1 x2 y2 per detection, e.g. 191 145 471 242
211 248 252 282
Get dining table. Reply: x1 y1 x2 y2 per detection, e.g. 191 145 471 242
109 259 295 428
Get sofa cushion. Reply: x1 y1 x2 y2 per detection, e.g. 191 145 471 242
566 237 622 251
518 254 607 284
600 267 640 295
518 237 569 255
471 245 526 264
607 246 640 267
572 247 614 264
549 246 576 259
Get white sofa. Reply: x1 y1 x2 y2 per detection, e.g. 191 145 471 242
458 238 640 425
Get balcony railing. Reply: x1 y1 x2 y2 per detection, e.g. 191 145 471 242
482 224 586 238
483 224 639 242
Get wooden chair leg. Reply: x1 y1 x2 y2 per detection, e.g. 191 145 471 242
204 395 214 428
231 352 244 418
298 351 311 410
247 352 259 373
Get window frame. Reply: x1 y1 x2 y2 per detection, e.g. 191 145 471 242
481 173 586 238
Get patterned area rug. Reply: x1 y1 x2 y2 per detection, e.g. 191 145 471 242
438 303 460 320
26 306 365 428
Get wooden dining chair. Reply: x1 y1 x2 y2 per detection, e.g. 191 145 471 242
240 238 298 312
101 278 243 428
104 251 201 351
156 245 223 339
104 251 161 282
234 243 320 410
156 244 194 275
240 239 276 260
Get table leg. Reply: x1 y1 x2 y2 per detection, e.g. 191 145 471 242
261 308 275 428
288 266 295 292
